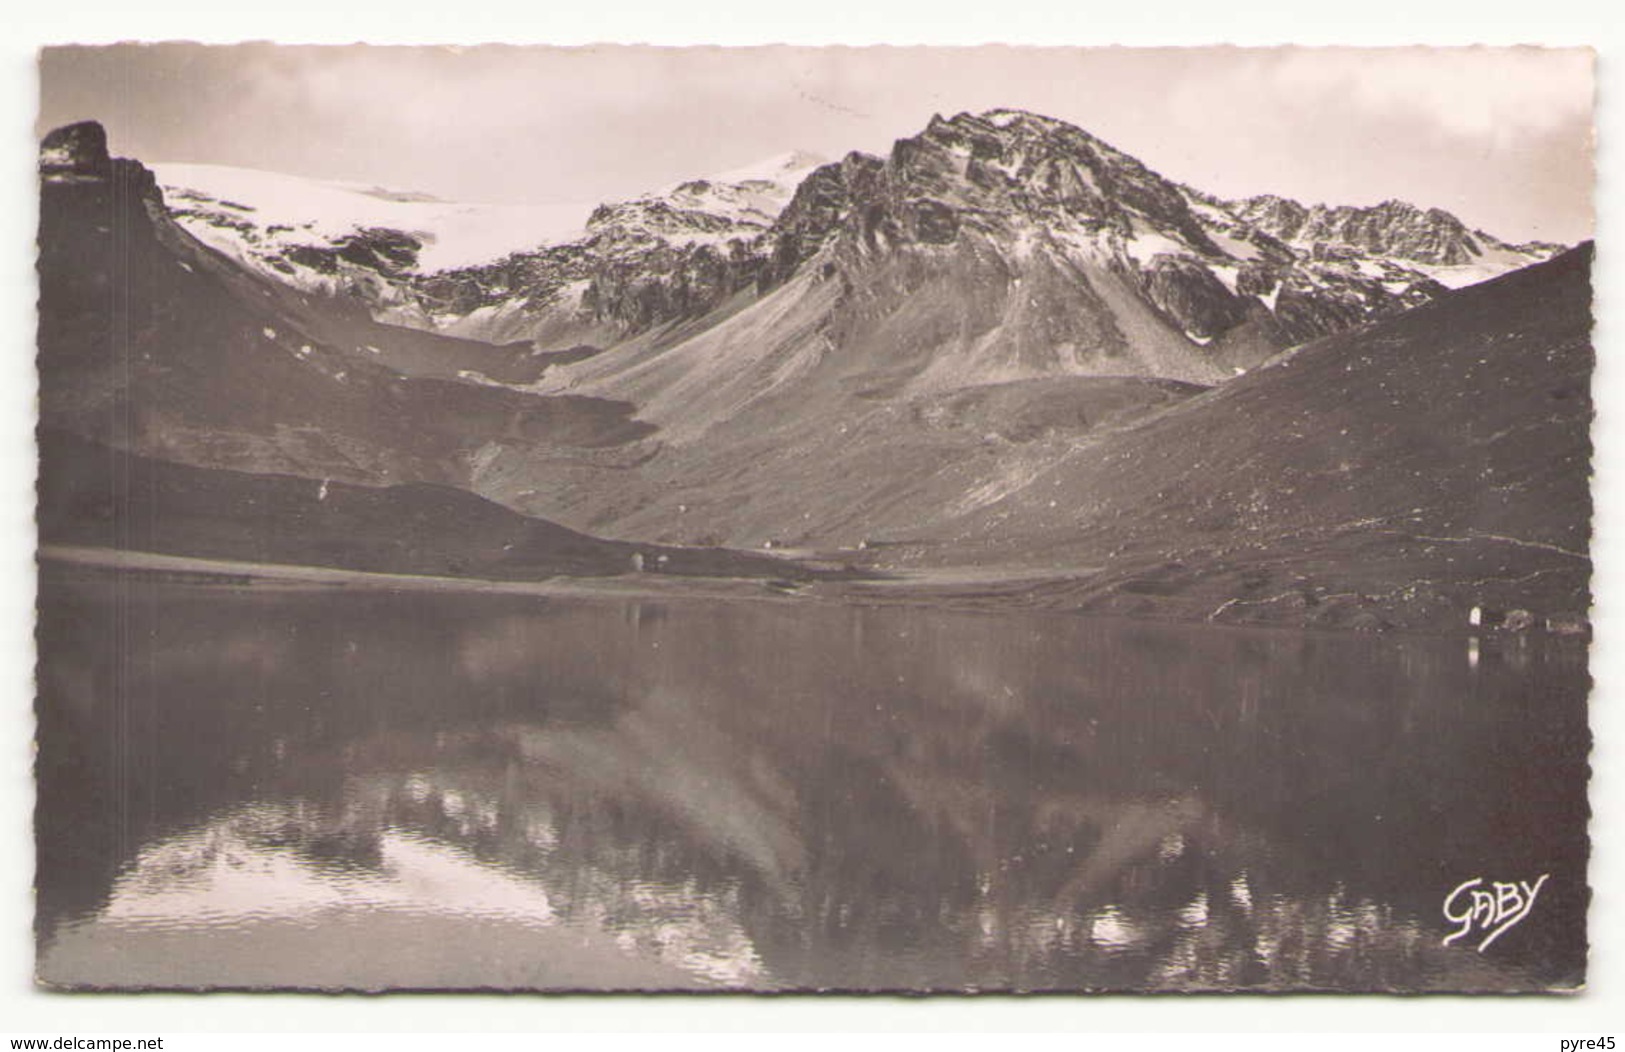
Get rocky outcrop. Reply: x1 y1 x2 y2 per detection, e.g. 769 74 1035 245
759 153 884 290
40 120 112 178
38 119 162 207
408 207 774 340
1231 194 1563 268
1323 202 1479 264
580 236 763 331
37 121 169 419
1141 256 1252 340
1228 194 1308 242
737 109 1560 359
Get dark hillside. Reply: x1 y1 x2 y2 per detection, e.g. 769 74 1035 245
900 246 1594 631
38 430 823 583
37 121 653 491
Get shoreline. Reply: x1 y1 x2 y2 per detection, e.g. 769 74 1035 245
36 544 1590 644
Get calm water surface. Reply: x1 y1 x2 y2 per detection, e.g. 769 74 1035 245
35 575 1590 991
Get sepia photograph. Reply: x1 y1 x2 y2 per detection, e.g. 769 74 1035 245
30 42 1595 994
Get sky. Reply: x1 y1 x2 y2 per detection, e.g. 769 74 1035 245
37 43 1595 244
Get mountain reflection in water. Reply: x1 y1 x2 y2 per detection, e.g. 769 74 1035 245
35 577 1589 991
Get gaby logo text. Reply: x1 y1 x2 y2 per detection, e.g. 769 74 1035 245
1442 874 1549 951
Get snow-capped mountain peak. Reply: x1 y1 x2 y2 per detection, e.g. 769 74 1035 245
588 149 829 244
1225 191 1564 287
153 163 594 275
704 149 828 188
150 150 830 339
149 112 1562 366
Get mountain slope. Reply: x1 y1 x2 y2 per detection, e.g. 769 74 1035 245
39 121 655 490
442 110 1561 547
38 430 826 583
156 151 827 347
545 109 1559 423
870 245 1594 630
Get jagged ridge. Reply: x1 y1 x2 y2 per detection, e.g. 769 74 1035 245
152 109 1560 368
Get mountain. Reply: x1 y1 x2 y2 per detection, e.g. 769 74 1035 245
152 162 592 280
35 121 855 587
38 120 658 492
437 109 1566 548
155 150 827 348
37 115 1589 630
539 109 1560 416
1228 193 1563 284
869 244 1594 632
153 110 1556 376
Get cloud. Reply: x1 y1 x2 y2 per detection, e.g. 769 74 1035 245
1265 47 1593 149
38 44 1594 242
